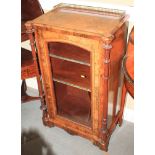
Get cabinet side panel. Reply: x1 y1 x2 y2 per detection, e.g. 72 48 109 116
107 23 128 128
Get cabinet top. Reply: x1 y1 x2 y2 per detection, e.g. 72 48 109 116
28 3 127 38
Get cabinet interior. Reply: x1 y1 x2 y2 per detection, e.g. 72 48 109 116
48 42 92 127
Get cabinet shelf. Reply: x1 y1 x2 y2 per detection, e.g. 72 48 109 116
53 78 91 92
49 53 90 66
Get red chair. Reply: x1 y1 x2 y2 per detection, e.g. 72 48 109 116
21 0 44 103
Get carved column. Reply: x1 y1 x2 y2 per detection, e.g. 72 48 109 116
25 23 46 110
102 41 112 139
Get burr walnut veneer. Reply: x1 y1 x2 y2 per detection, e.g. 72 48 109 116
26 3 128 151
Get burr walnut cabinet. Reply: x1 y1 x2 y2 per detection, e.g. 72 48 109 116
25 3 128 151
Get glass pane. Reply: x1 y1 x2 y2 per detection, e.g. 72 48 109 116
53 82 91 126
48 42 91 127
107 61 122 128
50 57 90 91
48 42 90 65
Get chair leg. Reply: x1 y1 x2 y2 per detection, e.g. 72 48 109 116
21 80 27 94
21 80 40 103
118 83 127 126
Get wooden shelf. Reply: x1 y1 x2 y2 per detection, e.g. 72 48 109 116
49 53 90 66
53 78 91 92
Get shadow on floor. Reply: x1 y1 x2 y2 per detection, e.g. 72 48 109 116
21 129 56 155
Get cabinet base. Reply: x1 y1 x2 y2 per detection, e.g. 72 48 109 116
92 140 108 151
41 110 124 151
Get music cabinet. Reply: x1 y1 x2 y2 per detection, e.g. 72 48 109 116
26 3 128 151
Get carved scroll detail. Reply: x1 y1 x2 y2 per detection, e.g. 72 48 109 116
103 43 112 80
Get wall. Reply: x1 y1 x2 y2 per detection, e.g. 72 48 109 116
21 0 134 122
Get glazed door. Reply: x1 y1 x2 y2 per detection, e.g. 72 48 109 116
48 42 92 127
